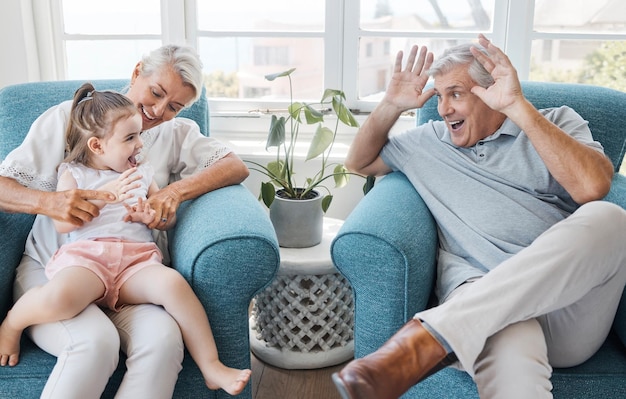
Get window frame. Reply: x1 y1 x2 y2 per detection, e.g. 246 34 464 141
43 0 626 139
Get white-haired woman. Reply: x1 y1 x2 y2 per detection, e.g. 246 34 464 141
0 45 249 399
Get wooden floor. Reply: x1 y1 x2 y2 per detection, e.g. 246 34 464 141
250 353 348 399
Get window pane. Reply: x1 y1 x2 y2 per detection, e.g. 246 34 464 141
360 0 495 31
199 37 324 101
196 0 325 32
61 0 161 35
65 40 161 80
534 0 626 34
530 40 626 91
358 37 473 100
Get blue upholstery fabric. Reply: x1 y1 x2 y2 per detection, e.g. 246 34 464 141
0 80 280 399
332 82 626 398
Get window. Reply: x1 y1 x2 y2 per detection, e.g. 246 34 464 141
352 0 505 105
191 0 328 107
55 0 162 80
50 0 626 117
529 0 626 92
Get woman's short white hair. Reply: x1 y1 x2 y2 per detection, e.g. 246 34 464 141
140 44 204 104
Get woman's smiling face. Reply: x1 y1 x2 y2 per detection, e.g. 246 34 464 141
433 64 506 148
126 64 196 131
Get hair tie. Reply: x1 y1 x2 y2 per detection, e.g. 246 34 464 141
78 90 95 104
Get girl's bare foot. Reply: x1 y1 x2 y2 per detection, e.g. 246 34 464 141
204 361 252 396
0 320 23 367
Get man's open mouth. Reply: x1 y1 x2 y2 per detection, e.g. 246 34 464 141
449 120 465 131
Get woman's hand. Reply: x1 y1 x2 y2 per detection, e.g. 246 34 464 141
40 170 115 230
145 185 182 229
43 189 116 228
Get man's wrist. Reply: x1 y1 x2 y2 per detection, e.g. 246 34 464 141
376 98 407 118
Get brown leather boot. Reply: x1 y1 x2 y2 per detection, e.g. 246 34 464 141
332 319 456 399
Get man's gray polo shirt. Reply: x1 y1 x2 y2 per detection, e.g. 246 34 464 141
380 105 605 301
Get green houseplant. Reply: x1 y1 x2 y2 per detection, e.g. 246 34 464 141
246 68 360 247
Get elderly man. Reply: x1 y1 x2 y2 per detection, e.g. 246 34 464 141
332 34 626 399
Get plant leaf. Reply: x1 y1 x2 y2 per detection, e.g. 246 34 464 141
332 97 359 127
303 104 324 124
322 88 343 103
267 160 286 182
363 175 376 194
265 68 296 81
321 195 333 213
288 102 303 121
260 181 276 208
333 164 350 188
306 125 334 160
266 115 286 149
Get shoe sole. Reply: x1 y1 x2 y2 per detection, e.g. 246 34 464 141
331 373 352 399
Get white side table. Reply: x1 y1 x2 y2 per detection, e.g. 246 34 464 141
249 217 354 369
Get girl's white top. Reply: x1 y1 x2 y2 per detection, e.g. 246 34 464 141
60 162 155 244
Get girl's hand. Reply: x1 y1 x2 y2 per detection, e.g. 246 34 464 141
123 197 156 225
99 167 142 203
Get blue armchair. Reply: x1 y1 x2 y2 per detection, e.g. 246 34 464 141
0 80 280 399
331 82 626 398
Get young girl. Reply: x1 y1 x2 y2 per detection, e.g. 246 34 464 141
0 83 251 396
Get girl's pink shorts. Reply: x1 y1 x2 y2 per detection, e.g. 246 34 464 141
45 239 163 311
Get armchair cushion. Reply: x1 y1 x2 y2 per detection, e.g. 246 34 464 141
0 79 279 399
333 82 626 398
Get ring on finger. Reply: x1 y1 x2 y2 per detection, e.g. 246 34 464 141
161 217 168 223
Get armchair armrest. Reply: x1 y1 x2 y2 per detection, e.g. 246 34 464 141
331 172 438 357
604 173 626 207
168 184 279 398
603 173 626 347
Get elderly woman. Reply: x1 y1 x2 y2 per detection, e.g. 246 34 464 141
0 44 248 399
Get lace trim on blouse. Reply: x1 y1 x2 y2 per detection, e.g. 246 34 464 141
0 160 57 191
199 146 231 169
